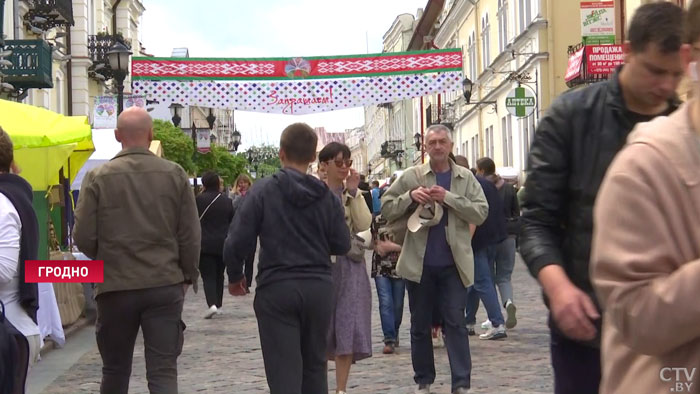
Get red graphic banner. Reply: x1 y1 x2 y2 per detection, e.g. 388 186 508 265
131 49 463 80
25 260 104 283
586 45 623 75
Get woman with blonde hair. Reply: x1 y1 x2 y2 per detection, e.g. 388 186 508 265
230 173 255 292
320 142 373 394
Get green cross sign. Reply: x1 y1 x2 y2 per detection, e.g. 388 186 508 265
505 87 536 118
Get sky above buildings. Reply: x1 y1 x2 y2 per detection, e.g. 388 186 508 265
140 0 428 150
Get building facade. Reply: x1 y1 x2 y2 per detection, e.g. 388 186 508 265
363 12 418 180
408 0 691 182
1 0 147 119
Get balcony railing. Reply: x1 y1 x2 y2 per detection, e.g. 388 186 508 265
1 39 53 90
88 34 131 81
24 0 74 30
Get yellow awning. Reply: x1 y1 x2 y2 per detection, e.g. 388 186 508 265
0 99 93 190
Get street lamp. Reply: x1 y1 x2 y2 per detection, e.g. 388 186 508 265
413 132 422 150
462 77 497 110
106 41 132 115
169 103 184 127
206 108 216 129
231 128 241 152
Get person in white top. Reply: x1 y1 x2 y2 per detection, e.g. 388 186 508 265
0 126 41 370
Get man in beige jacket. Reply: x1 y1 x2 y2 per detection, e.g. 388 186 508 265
591 3 700 392
381 124 488 394
74 107 200 394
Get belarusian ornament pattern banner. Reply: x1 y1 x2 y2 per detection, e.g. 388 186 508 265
131 49 462 80
132 71 463 115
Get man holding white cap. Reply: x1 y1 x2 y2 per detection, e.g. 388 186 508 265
381 124 488 394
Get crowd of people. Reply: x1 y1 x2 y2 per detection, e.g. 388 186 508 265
2 1 700 393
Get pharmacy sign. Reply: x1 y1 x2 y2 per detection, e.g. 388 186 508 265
505 86 536 118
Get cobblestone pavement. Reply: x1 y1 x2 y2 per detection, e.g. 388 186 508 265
39 252 552 393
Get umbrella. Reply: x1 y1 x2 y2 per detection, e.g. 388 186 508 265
0 99 93 190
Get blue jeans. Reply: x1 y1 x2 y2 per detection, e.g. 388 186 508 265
492 237 516 306
406 265 471 392
465 245 505 327
374 276 405 344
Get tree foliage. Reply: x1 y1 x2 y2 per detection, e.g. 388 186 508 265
153 119 248 185
153 119 195 174
194 146 248 186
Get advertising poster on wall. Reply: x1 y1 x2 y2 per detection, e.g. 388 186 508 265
93 95 146 129
581 1 616 45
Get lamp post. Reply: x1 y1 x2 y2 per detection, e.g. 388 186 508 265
106 41 132 115
413 132 422 150
169 103 184 127
231 128 241 152
191 122 198 194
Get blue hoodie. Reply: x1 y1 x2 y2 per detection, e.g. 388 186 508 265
223 168 350 289
471 176 508 252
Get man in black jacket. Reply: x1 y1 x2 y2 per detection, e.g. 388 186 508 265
223 123 350 394
520 4 685 394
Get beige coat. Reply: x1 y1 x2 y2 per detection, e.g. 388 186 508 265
381 161 488 287
591 103 700 394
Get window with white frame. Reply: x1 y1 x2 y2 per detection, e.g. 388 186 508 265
520 113 536 168
481 14 491 68
502 115 513 166
486 125 495 159
519 0 535 33
468 32 477 81
498 0 509 52
471 135 479 166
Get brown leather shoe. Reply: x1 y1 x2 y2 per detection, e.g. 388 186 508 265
382 343 395 354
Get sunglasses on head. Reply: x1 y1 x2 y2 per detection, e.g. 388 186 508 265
327 158 353 168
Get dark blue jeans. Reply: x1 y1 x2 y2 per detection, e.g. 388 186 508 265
374 276 405 344
465 245 505 327
406 265 471 392
550 321 601 394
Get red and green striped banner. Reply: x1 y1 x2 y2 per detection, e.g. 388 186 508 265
131 49 463 81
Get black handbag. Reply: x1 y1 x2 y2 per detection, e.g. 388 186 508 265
0 300 30 394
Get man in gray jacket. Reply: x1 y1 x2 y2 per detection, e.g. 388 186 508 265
74 107 200 394
381 125 488 394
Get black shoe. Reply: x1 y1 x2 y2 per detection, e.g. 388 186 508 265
467 324 476 336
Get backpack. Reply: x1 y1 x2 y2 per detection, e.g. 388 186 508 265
0 300 29 394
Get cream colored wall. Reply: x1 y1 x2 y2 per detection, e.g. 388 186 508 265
548 0 583 98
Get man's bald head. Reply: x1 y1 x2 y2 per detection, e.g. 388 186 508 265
115 107 154 149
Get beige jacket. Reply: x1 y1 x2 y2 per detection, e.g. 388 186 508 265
381 161 488 287
74 147 201 296
591 103 700 394
341 189 373 234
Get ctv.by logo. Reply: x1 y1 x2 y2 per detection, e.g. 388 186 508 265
660 367 696 392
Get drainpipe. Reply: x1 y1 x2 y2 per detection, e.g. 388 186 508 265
13 0 19 38
112 0 122 35
546 0 555 112
66 28 73 115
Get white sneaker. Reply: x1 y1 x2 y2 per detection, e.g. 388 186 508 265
480 319 492 330
204 305 217 319
505 300 517 329
479 324 507 340
216 307 222 315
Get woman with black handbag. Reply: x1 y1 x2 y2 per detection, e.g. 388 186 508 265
195 172 233 319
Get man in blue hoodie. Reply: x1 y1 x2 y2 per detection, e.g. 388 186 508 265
224 122 351 394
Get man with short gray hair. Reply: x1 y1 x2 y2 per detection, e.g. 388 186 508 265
382 125 488 394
